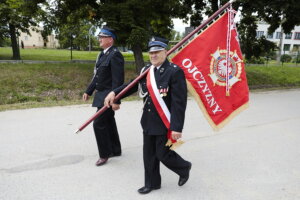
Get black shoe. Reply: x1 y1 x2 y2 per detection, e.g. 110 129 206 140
95 158 108 166
178 162 192 186
137 186 161 194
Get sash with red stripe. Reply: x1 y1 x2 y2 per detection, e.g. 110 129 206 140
146 65 177 146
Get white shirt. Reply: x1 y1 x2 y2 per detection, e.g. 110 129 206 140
155 64 162 70
103 45 112 54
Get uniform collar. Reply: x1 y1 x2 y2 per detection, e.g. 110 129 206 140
154 59 169 70
103 45 113 54
155 64 162 70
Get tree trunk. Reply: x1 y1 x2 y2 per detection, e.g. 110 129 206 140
132 44 145 74
9 23 21 60
211 0 219 13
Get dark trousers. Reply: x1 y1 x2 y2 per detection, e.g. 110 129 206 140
143 134 191 188
93 107 121 158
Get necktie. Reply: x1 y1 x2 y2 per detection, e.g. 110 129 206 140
96 51 104 67
100 51 104 57
155 67 160 78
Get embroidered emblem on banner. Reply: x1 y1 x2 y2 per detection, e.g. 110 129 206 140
209 48 243 87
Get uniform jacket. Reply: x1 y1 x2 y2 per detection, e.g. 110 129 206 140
114 59 187 135
86 46 124 107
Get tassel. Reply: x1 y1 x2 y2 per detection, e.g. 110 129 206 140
170 140 184 150
165 139 173 147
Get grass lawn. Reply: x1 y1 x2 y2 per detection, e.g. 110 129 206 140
0 47 149 61
0 63 137 110
246 65 300 89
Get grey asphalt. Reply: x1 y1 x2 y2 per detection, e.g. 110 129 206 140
0 89 300 200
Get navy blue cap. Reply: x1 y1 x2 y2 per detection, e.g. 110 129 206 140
98 26 116 40
148 36 169 52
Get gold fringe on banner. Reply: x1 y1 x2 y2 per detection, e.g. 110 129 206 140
186 81 249 131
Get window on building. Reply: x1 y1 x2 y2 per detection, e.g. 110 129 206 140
292 45 300 51
283 44 291 51
267 33 274 39
276 32 282 39
256 31 264 38
295 32 300 40
285 33 292 39
24 36 28 41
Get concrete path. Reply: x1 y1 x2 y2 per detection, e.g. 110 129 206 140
0 89 300 200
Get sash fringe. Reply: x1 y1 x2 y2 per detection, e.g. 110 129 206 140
165 139 184 150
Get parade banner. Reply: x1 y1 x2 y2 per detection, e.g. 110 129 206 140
172 9 249 130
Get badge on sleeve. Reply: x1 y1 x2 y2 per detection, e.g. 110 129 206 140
159 88 168 97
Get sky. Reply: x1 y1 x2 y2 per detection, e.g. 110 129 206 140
172 10 241 34
172 18 190 34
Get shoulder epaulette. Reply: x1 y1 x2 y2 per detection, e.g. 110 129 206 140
140 64 151 74
170 63 178 68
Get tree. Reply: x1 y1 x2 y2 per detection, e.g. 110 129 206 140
256 36 277 59
94 0 191 72
237 11 259 60
237 0 300 60
170 30 183 41
0 0 48 59
185 0 300 60
49 0 191 72
57 20 96 50
185 0 300 32
245 0 300 34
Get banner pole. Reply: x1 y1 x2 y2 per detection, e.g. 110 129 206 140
168 1 232 55
74 1 232 134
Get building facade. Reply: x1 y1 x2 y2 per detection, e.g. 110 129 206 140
18 27 59 48
256 21 300 54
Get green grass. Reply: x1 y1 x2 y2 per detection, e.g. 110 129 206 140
246 65 300 89
0 63 137 111
0 47 149 61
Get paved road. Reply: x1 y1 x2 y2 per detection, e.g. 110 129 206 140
0 89 300 200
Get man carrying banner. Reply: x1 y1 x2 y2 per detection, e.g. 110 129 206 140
83 26 124 166
104 37 192 194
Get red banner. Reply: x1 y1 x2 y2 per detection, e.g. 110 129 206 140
172 10 249 130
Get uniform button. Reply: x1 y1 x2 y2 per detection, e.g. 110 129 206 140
96 83 98 85
148 102 150 105
96 75 99 78
148 109 151 112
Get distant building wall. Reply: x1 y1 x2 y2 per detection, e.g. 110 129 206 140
19 27 59 48
256 21 300 54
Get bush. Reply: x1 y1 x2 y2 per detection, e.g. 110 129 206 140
280 54 292 63
246 56 266 64
0 38 11 47
292 55 300 63
266 51 277 60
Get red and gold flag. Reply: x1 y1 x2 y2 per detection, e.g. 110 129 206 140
172 9 249 130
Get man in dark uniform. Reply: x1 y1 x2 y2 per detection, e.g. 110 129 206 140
104 37 192 194
83 26 124 166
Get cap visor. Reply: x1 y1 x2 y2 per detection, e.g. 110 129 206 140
98 33 111 37
149 46 165 52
